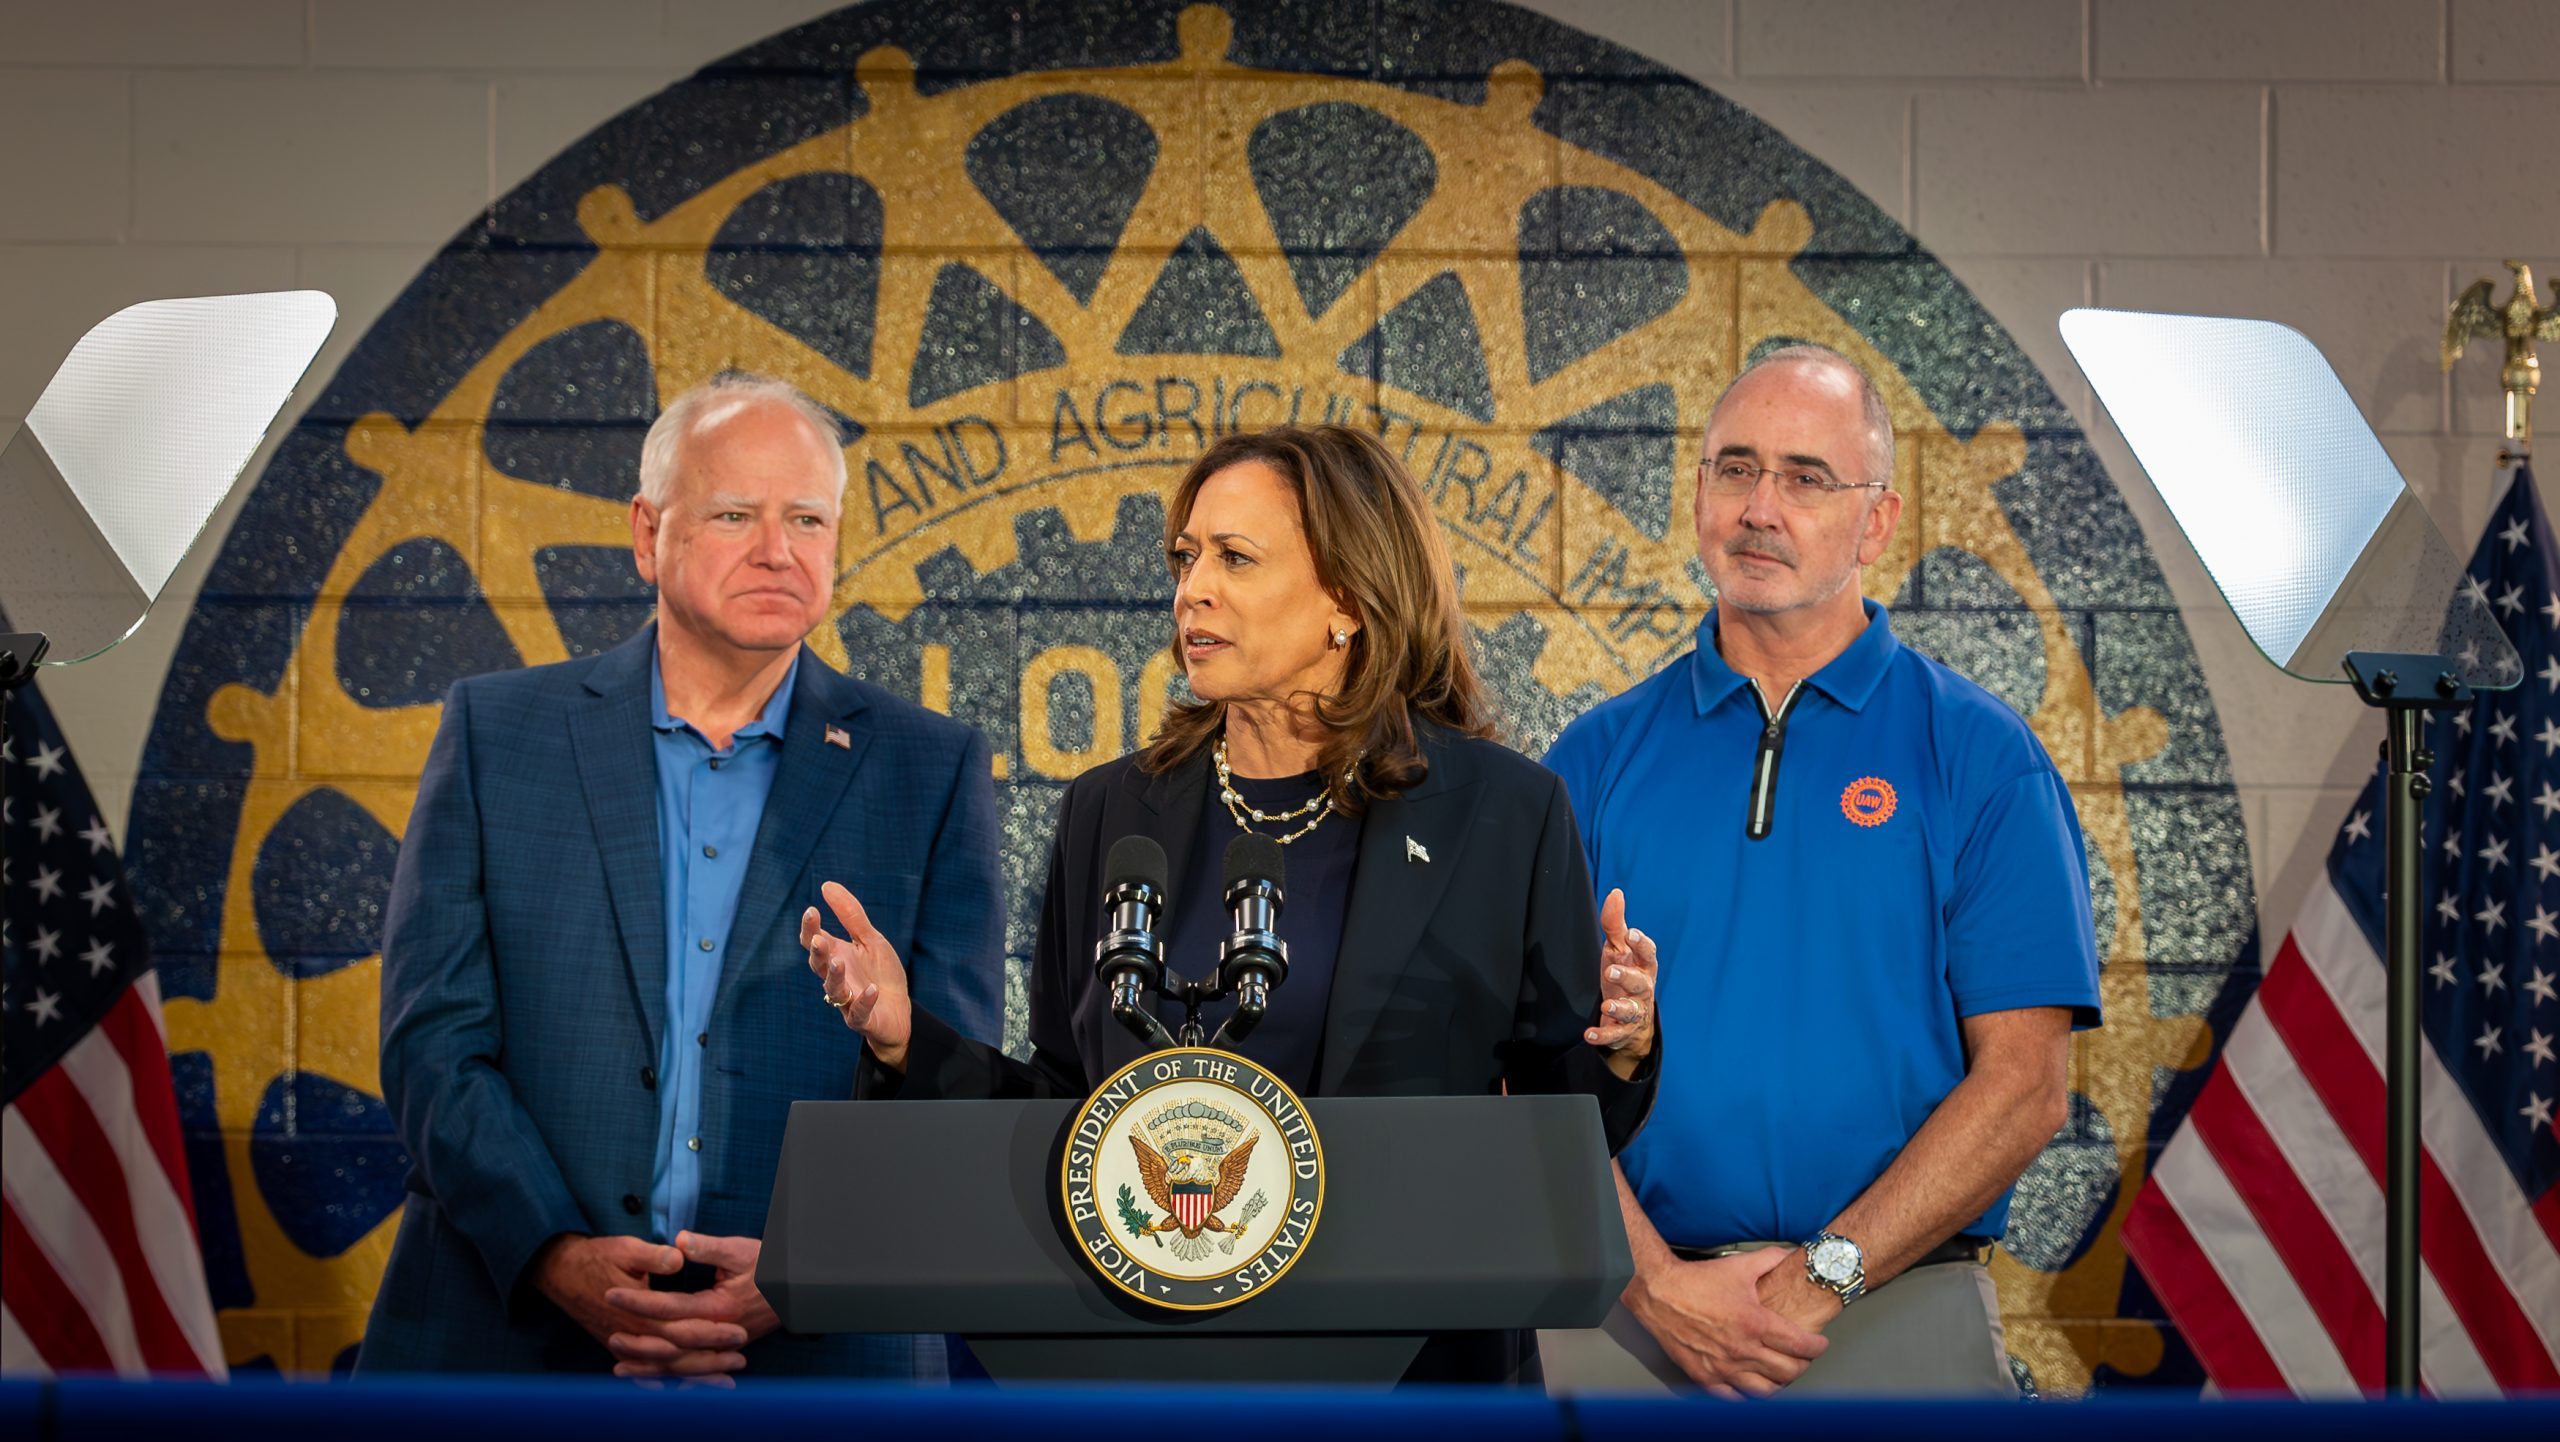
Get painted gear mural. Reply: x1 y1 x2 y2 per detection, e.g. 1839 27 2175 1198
128 0 2254 1387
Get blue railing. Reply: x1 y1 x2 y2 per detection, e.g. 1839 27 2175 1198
5 1378 2558 1441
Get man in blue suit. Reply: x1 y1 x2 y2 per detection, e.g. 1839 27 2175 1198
358 373 1003 1379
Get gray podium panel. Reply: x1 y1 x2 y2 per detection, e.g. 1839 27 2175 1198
760 1094 1628 1380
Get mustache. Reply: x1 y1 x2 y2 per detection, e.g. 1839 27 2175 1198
1724 530 1796 566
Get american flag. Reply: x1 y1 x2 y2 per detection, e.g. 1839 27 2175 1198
0 673 224 1377
2124 466 2560 1394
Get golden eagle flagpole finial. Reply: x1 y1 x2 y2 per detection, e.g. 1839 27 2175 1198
2444 258 2560 462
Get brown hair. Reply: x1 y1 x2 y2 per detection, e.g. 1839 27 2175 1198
1141 425 1499 810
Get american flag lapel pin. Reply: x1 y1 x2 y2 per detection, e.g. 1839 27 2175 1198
824 724 851 750
1406 835 1430 864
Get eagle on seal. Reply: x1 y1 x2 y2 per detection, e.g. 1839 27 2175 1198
1130 1131 1258 1239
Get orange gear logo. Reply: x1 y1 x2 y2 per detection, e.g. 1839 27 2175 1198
1841 776 1897 827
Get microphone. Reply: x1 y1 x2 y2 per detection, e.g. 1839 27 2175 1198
1212 833 1289 1048
1095 836 1173 1047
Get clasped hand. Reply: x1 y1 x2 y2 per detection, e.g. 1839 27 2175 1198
531 1231 777 1383
1629 1246 1832 1399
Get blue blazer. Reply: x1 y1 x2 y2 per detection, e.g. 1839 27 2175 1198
357 628 1004 1376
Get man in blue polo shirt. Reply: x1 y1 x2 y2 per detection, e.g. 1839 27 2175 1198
1542 345 2100 1398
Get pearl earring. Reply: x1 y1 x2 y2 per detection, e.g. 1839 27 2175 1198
1331 627 1350 648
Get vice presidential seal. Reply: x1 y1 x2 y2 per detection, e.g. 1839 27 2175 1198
1061 1048 1324 1311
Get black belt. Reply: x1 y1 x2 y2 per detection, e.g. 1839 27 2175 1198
1671 1235 1993 1267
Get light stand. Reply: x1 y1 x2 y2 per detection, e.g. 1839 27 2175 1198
2342 652 2471 1392
2062 308 2521 1397
0 292 335 1084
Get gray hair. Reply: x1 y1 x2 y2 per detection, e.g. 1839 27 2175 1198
1709 343 1896 488
636 372 848 508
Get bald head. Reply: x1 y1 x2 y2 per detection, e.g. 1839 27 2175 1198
1705 344 1895 488
638 372 847 510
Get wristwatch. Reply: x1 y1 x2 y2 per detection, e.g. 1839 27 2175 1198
1802 1230 1867 1305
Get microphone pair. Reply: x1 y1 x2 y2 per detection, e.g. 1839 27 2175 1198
1094 833 1289 1048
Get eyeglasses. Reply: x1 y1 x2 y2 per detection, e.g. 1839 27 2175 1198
1700 458 1886 508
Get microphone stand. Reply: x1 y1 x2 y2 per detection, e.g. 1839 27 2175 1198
1108 899 1288 1053
1104 836 1289 1055
1110 968 1230 1050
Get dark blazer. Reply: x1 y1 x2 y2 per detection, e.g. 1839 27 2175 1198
889 720 1655 1156
357 627 1004 1376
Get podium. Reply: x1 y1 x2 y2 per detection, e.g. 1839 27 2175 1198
758 1094 1630 1383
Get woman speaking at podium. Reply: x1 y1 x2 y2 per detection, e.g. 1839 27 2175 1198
806 424 1658 1378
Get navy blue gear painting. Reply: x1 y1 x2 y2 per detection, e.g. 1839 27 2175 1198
126 0 2250 1386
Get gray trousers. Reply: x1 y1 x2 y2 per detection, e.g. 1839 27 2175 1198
1539 1244 2016 1398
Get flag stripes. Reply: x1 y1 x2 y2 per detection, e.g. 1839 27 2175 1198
2123 468 2560 1395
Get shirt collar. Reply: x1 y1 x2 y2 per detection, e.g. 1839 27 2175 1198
651 639 803 746
1689 597 1900 716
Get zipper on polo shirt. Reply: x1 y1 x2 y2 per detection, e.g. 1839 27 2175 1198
1745 679 1804 841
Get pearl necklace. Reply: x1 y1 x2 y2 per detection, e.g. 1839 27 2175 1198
1213 736 1361 844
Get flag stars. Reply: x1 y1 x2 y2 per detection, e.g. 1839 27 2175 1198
2490 711 2519 746
2528 1029 2557 1068
78 816 111 855
2497 582 2525 617
2502 515 2532 552
2476 1022 2504 1059
2481 959 2508 994
26 741 64 780
2535 845 2560 883
2343 809 2372 845
78 876 115 916
2546 590 2560 629
30 865 63 903
2544 655 2560 694
2526 1095 2556 1131
2454 710 2474 738
31 804 60 841
2440 890 2465 924
2529 904 2557 943
2538 781 2560 821
2462 573 2492 609
2478 899 2509 936
78 939 113 977
2530 966 2560 1006
2432 952 2461 988
2544 718 2560 760
29 926 60 964
2482 835 2513 872
2484 772 2515 809
25 988 62 1026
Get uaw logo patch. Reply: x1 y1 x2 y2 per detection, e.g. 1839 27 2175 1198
1841 776 1897 828
130 0 2252 1390
1063 1048 1323 1310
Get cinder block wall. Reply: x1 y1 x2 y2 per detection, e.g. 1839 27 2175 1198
4 0 2553 1380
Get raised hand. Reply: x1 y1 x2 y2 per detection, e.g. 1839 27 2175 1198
803 879 914 1069
1586 887 1659 1074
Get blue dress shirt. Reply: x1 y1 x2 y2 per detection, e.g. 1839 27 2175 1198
647 649 799 1240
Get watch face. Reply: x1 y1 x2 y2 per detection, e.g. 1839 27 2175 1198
1810 1237 1859 1282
